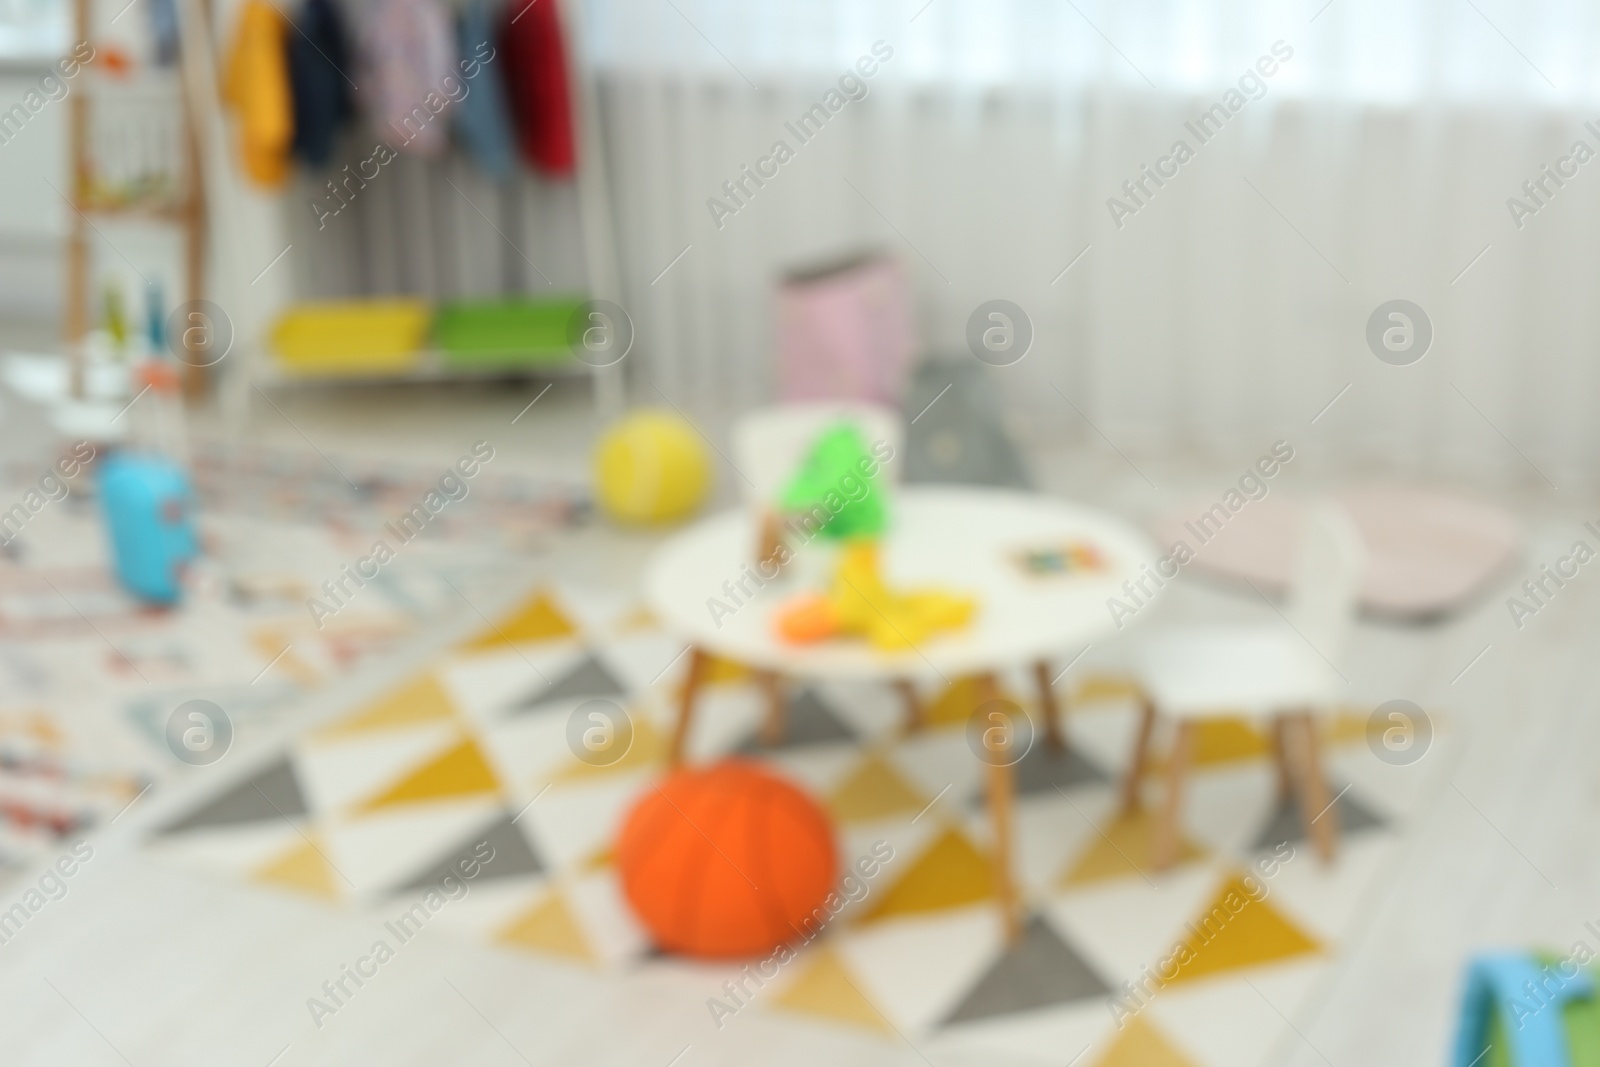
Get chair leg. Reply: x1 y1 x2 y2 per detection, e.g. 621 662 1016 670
1034 659 1065 750
1153 720 1195 871
1269 715 1293 804
975 672 1022 944
757 670 786 747
1289 713 1338 862
895 678 924 736
1120 695 1157 814
757 509 786 574
667 647 709 767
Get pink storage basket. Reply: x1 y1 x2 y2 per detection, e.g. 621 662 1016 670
775 252 914 404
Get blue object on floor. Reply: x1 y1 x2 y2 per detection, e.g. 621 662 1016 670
99 452 198 605
1453 953 1593 1067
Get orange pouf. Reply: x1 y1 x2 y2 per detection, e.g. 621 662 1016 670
616 760 838 958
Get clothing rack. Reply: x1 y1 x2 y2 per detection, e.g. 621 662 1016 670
196 0 627 424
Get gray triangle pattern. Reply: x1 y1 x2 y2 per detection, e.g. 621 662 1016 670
391 809 544 893
941 914 1111 1025
158 757 307 834
1012 740 1109 796
1249 782 1386 853
736 687 858 752
513 653 627 714
965 741 1108 811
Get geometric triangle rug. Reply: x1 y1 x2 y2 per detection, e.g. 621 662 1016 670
390 808 544 893
942 913 1111 1025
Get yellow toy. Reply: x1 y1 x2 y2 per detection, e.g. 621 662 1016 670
593 409 711 525
777 542 975 650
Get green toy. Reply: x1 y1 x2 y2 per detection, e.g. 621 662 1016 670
772 421 976 650
777 422 887 541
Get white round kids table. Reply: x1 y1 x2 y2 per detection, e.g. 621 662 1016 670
644 485 1156 941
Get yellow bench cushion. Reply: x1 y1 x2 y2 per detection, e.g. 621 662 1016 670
272 300 431 375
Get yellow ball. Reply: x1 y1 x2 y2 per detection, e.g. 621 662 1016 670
594 410 711 525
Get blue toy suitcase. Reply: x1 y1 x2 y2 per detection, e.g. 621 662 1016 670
99 451 198 605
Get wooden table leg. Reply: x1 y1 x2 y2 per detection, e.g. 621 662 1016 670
667 647 709 767
975 672 1022 944
987 757 1021 944
1153 720 1195 871
1269 715 1293 804
758 670 786 747
1033 659 1065 750
895 678 923 736
1120 695 1157 814
1291 713 1338 862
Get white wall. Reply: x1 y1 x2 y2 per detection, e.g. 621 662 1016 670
0 67 68 320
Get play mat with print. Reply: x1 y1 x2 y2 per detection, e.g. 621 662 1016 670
148 584 1442 1067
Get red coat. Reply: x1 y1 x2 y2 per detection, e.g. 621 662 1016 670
499 0 576 176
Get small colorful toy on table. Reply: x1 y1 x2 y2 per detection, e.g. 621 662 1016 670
772 423 975 650
1011 540 1107 577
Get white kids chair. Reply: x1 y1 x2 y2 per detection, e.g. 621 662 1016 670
731 402 903 509
1122 499 1367 869
703 403 904 746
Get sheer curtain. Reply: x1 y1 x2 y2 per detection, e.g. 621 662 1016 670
583 0 1600 488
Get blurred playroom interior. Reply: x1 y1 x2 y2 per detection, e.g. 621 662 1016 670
0 1 1597 1065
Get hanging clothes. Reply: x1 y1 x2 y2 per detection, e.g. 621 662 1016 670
288 0 354 167
499 0 577 176
360 0 457 156
453 0 517 178
221 0 294 186
147 0 179 66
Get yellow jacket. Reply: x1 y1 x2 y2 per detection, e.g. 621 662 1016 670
222 0 293 186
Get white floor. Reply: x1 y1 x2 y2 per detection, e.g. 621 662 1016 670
0 371 1588 1065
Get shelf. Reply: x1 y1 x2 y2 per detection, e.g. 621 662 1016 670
257 347 594 387
74 201 191 223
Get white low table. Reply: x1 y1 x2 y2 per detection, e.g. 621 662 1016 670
644 487 1155 938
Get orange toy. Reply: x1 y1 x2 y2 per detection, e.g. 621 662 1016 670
774 592 840 643
616 760 838 958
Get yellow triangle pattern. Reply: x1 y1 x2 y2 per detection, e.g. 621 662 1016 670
924 675 1022 729
1162 872 1320 984
864 827 994 921
1322 707 1382 747
1094 1016 1200 1067
1057 808 1207 887
1151 717 1270 770
498 891 595 963
771 946 891 1032
551 714 666 782
612 605 659 634
459 591 576 650
1072 673 1141 705
826 752 926 822
580 845 614 873
701 653 752 686
252 837 340 900
355 736 501 812
317 675 457 738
